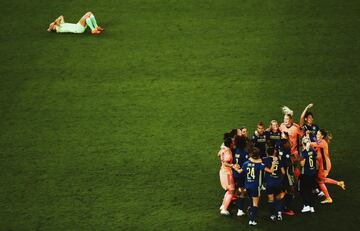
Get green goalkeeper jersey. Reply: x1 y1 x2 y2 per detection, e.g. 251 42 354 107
56 23 86 33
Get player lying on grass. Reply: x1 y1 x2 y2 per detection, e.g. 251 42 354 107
47 12 104 34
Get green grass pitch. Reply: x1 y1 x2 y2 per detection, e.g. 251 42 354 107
1 0 360 230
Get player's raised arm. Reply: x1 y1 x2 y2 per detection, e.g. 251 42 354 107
47 15 63 31
300 103 313 127
55 15 64 24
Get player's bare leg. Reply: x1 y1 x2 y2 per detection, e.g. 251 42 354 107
324 178 346 190
319 182 332 203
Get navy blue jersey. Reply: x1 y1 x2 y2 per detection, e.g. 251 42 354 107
251 132 267 158
232 148 249 177
301 148 318 176
278 147 292 170
242 160 265 189
263 157 284 186
265 130 282 149
302 123 319 142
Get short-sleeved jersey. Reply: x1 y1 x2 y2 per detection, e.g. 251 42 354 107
278 145 292 169
232 148 249 178
263 157 284 185
242 160 265 189
280 123 303 155
302 123 319 142
300 148 317 176
56 22 86 33
251 132 267 158
265 130 282 149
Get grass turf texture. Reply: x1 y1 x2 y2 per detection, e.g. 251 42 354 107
1 0 360 230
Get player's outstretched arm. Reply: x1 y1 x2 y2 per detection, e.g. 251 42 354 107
300 103 313 127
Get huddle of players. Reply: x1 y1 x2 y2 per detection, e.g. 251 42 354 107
218 104 346 226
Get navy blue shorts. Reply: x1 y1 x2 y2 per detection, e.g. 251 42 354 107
234 176 245 188
246 187 261 197
266 184 283 195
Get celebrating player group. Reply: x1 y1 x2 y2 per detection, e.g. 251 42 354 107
217 103 346 226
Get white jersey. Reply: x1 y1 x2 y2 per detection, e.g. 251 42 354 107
56 23 86 33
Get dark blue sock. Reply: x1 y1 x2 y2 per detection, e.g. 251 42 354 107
248 206 254 221
238 197 245 211
252 206 258 221
284 194 293 209
248 197 253 208
275 199 283 213
309 193 314 207
268 201 275 216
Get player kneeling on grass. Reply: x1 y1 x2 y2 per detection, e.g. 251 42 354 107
235 147 277 226
299 137 318 213
47 12 104 34
263 147 285 221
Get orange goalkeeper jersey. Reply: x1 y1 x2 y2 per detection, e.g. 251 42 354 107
280 123 303 155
